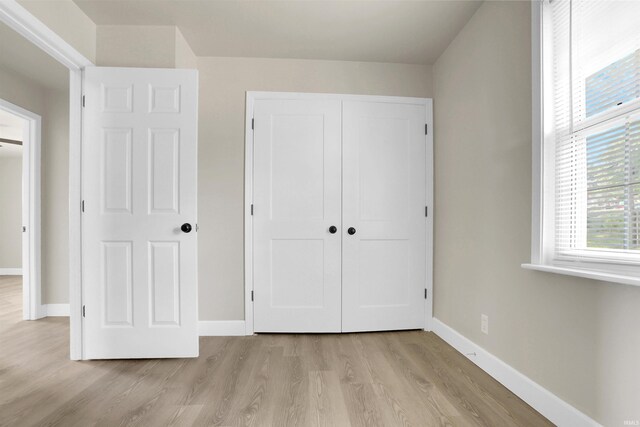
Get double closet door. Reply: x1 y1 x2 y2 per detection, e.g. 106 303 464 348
252 94 431 333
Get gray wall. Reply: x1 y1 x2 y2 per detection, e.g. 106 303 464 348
0 156 22 269
41 88 69 303
432 2 640 425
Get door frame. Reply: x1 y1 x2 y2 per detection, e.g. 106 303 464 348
0 0 93 359
0 98 41 320
244 91 434 335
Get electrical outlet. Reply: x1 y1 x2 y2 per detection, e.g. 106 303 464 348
481 314 489 334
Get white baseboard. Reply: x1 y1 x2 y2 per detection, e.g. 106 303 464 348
29 311 246 333
198 320 246 336
432 318 600 427
36 304 48 319
0 268 22 275
42 304 70 317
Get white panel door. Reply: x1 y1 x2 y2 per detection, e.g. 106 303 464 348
253 99 342 332
342 101 426 332
83 67 198 359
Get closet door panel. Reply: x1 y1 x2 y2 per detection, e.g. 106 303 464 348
342 101 426 332
253 99 342 332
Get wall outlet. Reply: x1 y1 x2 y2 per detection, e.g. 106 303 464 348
481 314 489 334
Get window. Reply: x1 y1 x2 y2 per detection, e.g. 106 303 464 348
527 0 640 284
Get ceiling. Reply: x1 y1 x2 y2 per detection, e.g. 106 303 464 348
73 0 482 65
0 20 68 91
0 109 25 158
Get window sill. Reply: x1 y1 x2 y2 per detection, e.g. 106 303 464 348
521 263 640 287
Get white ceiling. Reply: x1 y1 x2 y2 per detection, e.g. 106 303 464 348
0 20 68 91
0 109 25 158
73 0 482 65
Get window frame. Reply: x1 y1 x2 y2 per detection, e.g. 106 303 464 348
524 0 640 287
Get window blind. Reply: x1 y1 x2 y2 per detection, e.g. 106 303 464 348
550 0 640 259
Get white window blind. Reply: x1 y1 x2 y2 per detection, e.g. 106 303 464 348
550 0 640 263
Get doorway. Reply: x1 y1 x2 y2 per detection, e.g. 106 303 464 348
1 4 202 359
0 100 41 320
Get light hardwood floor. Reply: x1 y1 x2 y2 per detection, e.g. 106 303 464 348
0 276 552 426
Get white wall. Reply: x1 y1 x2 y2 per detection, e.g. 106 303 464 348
432 2 640 425
0 156 22 269
197 56 433 320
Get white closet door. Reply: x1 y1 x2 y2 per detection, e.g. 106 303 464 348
83 67 198 359
253 99 342 332
341 101 426 332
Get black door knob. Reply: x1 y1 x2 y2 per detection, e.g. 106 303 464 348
181 223 192 233
329 226 337 234
347 227 356 235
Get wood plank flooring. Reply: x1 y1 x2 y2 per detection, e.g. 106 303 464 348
0 276 552 426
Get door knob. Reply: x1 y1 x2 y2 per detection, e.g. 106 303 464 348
347 227 356 235
329 225 337 234
181 223 192 233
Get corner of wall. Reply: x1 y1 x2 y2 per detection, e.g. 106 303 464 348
175 28 198 69
17 0 97 63
427 1 640 425
95 25 198 70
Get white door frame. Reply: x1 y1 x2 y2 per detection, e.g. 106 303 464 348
0 98 41 320
0 0 93 360
244 91 434 335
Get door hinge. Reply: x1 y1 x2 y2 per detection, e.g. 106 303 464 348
424 289 428 299
82 305 86 317
251 204 254 215
251 290 254 302
425 206 428 217
251 118 254 130
81 200 85 212
22 226 26 232
425 124 428 135
82 95 85 108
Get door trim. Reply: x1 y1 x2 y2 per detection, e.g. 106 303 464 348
244 93 255 335
0 0 94 360
244 91 434 335
424 98 434 331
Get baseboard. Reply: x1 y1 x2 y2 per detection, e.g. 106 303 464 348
29 311 245 332
431 318 600 427
198 320 246 336
43 304 70 317
36 305 48 319
0 268 22 275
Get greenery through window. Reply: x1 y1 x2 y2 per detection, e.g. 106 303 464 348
586 121 640 250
